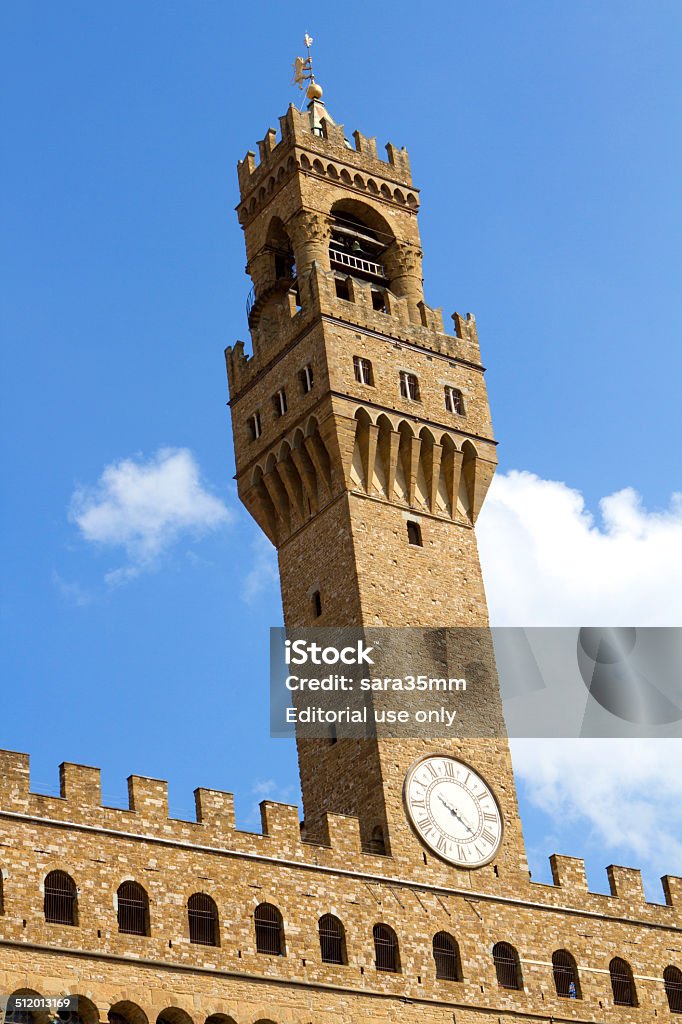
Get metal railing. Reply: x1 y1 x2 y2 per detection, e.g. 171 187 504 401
329 247 386 278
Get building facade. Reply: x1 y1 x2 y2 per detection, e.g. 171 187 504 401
0 86 680 1024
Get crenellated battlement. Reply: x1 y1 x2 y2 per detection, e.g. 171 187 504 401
1 749 679 928
236 103 414 210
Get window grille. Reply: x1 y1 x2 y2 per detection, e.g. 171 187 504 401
248 412 262 441
493 942 522 990
353 356 373 386
399 371 420 401
319 914 345 964
433 931 461 981
300 364 314 393
116 881 149 936
445 386 465 415
406 521 423 547
254 902 284 955
552 950 580 998
664 966 682 1013
610 957 636 1006
44 870 77 925
188 892 219 946
273 389 287 417
373 924 399 972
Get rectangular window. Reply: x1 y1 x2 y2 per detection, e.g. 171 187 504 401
273 389 287 417
353 356 373 386
248 412 262 440
371 289 387 313
406 521 423 546
335 278 350 301
399 371 420 401
445 386 465 415
300 364 314 393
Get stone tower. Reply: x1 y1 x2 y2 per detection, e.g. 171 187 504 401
226 87 528 893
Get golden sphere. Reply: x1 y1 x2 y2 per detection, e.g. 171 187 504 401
306 81 323 100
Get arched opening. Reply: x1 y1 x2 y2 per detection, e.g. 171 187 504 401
318 913 347 964
373 923 400 973
116 881 149 936
610 957 637 1007
44 870 77 925
266 217 296 283
57 996 99 1024
108 1002 148 1024
664 965 682 1013
188 892 219 946
5 991 50 1024
552 949 581 998
433 931 462 981
367 824 386 855
254 902 285 956
329 200 393 287
156 1010 193 1024
493 942 522 990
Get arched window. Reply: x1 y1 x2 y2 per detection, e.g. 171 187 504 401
367 825 386 854
44 870 77 925
116 881 149 936
493 942 522 990
328 204 392 286
552 949 580 998
433 931 462 981
254 902 284 956
318 914 346 964
373 923 400 973
188 892 219 946
665 966 682 1013
610 957 637 1006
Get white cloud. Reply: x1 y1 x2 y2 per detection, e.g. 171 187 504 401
477 471 682 627
241 533 280 604
69 447 231 582
477 471 682 881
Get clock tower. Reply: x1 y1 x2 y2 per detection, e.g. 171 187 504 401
226 81 529 893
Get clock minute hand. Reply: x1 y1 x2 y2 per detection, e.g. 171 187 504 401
437 794 475 835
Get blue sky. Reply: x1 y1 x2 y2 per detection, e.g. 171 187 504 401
1 2 681 898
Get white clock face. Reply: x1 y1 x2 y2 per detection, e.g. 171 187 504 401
404 755 503 868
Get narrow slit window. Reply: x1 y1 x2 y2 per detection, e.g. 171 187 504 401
353 356 373 386
406 521 423 547
300 364 314 393
248 411 262 440
399 371 420 401
273 389 287 417
445 386 465 415
312 590 322 618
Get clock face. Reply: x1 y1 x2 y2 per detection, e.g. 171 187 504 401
404 755 503 868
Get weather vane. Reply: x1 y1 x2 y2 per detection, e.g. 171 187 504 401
292 33 323 101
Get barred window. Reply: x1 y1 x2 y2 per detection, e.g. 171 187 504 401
116 881 149 936
44 870 77 926
552 949 580 998
318 914 346 965
493 941 522 990
433 931 462 981
373 923 400 973
254 902 284 956
399 371 420 401
188 892 219 947
664 965 682 1014
445 386 465 415
610 957 637 1007
353 356 373 386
